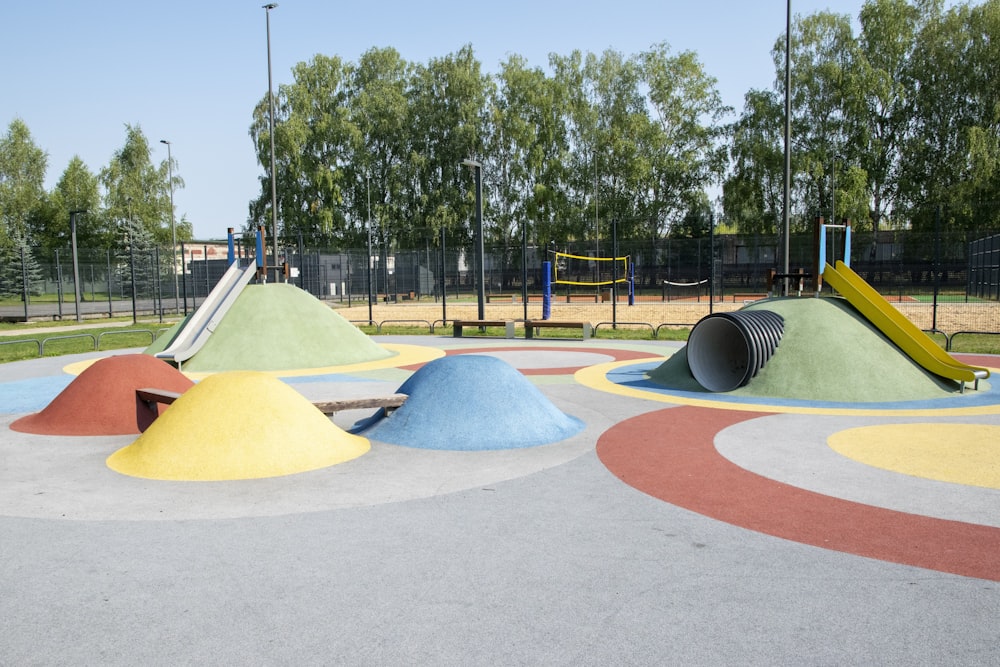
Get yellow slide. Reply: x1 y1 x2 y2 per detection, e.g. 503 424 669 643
823 260 989 390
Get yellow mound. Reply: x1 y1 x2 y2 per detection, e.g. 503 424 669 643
107 371 370 481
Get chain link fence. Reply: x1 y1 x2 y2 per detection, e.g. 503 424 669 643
3 229 999 338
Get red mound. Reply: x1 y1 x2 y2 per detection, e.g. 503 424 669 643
11 354 194 436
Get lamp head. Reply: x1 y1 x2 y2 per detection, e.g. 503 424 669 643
263 3 277 9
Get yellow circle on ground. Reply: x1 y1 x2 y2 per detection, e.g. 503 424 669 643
828 424 1000 489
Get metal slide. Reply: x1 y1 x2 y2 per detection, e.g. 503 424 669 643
823 260 989 390
155 261 257 368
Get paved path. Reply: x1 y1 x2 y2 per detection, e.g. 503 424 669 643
1 338 998 665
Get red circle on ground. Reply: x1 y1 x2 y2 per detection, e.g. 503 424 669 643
596 405 1000 581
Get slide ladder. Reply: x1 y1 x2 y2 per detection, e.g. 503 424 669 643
155 261 257 368
822 260 989 391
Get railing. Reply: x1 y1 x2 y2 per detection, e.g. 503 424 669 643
0 330 159 360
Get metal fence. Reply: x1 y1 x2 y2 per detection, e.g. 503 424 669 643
3 228 999 337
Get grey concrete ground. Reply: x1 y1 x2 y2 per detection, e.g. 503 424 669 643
1 338 998 666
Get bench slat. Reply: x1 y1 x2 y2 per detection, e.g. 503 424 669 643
136 388 407 416
136 388 183 406
453 320 516 338
524 320 592 340
312 393 408 415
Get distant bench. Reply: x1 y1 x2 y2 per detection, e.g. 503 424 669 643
452 320 516 338
732 293 768 302
524 320 592 340
136 388 408 416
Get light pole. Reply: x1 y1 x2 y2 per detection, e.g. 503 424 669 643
69 210 86 322
126 198 137 324
263 3 279 281
782 0 792 296
159 139 179 314
461 159 485 321
366 173 373 325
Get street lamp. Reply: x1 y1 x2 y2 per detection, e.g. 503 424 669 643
126 198 137 324
366 173 373 325
782 0 792 296
461 159 485 321
159 139 179 314
263 2 279 281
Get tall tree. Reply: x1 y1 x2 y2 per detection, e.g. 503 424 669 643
350 47 414 249
843 0 925 232
484 55 567 247
406 45 488 250
902 0 1000 231
32 156 103 252
723 89 786 235
549 50 599 245
265 54 356 245
0 118 48 248
100 124 172 245
786 10 856 224
0 119 47 299
640 42 729 239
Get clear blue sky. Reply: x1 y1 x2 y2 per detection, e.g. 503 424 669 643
4 0 868 240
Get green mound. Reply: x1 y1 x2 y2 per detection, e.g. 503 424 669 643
649 297 970 402
145 283 394 371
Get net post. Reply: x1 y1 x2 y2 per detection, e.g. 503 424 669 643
542 261 552 320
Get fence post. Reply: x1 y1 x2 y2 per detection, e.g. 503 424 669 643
106 249 113 316
21 245 29 321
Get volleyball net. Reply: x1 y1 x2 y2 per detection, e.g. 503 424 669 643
552 251 631 286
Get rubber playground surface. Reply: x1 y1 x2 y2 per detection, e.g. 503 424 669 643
1 334 999 664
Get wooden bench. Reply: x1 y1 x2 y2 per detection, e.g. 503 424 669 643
524 320 592 340
452 320 516 338
136 387 183 410
732 293 767 302
136 388 407 416
310 393 408 415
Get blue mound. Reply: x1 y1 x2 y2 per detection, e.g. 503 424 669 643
359 355 584 450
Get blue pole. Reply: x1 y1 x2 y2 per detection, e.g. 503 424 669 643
818 224 828 272
628 262 635 306
227 228 236 265
542 260 552 320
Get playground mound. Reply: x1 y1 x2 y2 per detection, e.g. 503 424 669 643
10 354 194 435
145 283 394 372
360 355 584 450
649 296 967 402
106 371 370 481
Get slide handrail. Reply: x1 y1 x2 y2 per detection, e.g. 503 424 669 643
823 260 989 385
155 261 257 366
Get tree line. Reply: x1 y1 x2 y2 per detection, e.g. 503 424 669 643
3 0 999 280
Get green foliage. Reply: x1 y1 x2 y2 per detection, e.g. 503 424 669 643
31 157 103 253
0 231 43 299
246 42 728 254
0 119 48 248
99 124 175 247
723 0 1000 237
